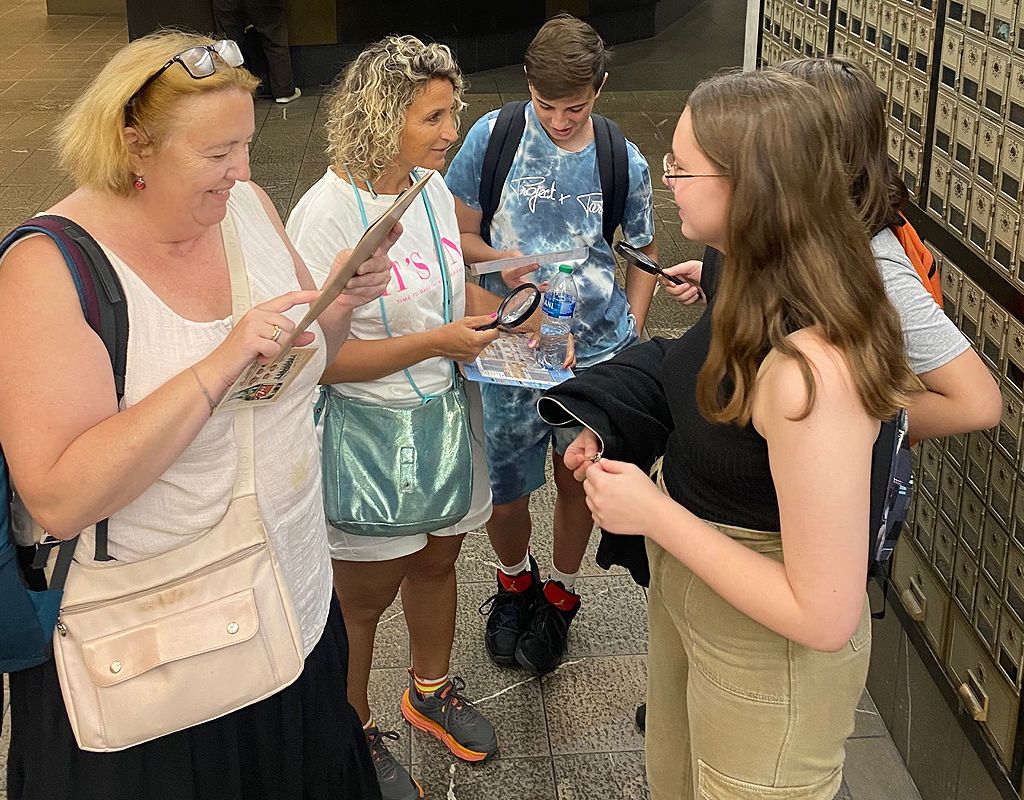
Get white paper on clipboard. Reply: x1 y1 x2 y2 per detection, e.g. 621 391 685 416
212 170 434 414
469 246 588 276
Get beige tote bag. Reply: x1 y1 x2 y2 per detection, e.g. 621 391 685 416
50 213 304 752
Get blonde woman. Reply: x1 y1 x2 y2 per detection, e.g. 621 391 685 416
556 70 921 798
0 31 393 800
287 36 502 800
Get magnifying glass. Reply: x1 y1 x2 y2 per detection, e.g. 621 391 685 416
614 241 704 299
478 283 542 331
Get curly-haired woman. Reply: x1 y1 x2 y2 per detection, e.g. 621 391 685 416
286 35 504 800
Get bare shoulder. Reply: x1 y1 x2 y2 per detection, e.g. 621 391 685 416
0 227 81 307
754 328 868 435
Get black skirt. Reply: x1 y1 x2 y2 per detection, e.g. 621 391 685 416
6 594 382 800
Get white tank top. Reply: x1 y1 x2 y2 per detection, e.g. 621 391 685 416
73 182 329 655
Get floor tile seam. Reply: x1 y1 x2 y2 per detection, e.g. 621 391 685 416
278 96 323 207
539 656 561 797
406 750 581 767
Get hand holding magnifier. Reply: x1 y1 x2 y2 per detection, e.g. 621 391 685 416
477 283 542 331
614 241 704 300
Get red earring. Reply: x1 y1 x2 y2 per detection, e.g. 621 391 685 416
133 176 146 191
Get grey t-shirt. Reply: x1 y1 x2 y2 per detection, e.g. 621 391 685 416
872 228 969 374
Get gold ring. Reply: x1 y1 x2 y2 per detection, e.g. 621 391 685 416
270 324 282 342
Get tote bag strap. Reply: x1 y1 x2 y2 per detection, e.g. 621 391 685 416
220 211 257 499
343 168 456 403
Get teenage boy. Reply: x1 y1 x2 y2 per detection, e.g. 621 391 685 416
445 13 658 675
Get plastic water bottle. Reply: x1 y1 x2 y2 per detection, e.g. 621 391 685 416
538 264 578 369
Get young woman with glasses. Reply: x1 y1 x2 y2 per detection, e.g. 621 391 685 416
553 69 922 799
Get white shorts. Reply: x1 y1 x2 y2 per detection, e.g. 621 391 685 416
325 380 492 562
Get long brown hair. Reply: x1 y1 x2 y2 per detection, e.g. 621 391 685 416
775 56 909 234
687 70 919 425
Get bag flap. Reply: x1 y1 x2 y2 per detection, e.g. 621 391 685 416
81 589 259 687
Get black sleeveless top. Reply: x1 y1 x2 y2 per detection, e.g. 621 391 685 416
660 250 780 531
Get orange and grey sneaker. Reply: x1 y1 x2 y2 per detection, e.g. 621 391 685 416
400 675 498 762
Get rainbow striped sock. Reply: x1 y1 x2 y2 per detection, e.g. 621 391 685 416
413 672 449 696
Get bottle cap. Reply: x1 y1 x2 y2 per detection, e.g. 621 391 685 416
558 264 574 274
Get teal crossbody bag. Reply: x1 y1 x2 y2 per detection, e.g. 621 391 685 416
317 171 473 537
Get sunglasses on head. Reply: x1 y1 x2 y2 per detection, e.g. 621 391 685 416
124 40 244 123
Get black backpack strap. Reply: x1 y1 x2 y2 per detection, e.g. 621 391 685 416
478 101 528 246
593 113 629 250
0 216 127 565
33 216 129 402
867 409 912 619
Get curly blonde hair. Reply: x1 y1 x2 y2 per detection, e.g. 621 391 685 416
325 35 465 183
55 30 258 196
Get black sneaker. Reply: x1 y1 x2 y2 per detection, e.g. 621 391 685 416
478 555 540 666
514 579 580 675
365 724 423 800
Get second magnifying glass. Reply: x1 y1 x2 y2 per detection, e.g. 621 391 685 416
614 241 704 300
478 283 542 331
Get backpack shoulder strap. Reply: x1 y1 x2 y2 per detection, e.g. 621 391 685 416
478 101 528 246
892 215 943 309
0 215 128 567
592 113 629 250
31 216 129 399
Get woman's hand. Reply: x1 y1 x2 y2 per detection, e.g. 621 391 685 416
204 289 322 391
433 316 501 362
329 223 402 313
583 458 666 536
563 428 602 481
661 259 703 304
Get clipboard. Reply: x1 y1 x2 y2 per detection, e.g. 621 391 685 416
213 170 433 413
275 168 435 355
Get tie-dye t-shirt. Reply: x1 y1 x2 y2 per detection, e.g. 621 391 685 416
445 103 656 368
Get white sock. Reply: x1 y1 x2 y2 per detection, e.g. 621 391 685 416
498 552 531 576
548 564 580 592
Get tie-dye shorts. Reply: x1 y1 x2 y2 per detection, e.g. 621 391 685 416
480 381 583 505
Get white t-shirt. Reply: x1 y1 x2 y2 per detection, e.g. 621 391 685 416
287 168 467 406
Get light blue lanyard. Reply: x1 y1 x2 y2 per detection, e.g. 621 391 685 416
345 167 453 403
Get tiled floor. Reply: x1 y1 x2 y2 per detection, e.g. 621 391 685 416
0 0 922 797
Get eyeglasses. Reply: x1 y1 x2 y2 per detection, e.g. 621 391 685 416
662 153 725 180
125 40 244 122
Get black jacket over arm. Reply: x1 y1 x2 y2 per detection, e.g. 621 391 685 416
536 247 722 586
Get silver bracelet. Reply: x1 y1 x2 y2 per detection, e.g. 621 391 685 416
189 366 217 414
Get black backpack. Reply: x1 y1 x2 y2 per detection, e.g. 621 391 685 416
477 100 629 250
0 215 126 674
868 408 913 616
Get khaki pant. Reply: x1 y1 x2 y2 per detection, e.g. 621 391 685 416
645 528 870 800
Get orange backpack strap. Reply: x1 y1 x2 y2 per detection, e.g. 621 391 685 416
892 215 943 309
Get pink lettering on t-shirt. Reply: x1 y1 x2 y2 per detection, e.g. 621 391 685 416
407 251 431 281
441 236 463 264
